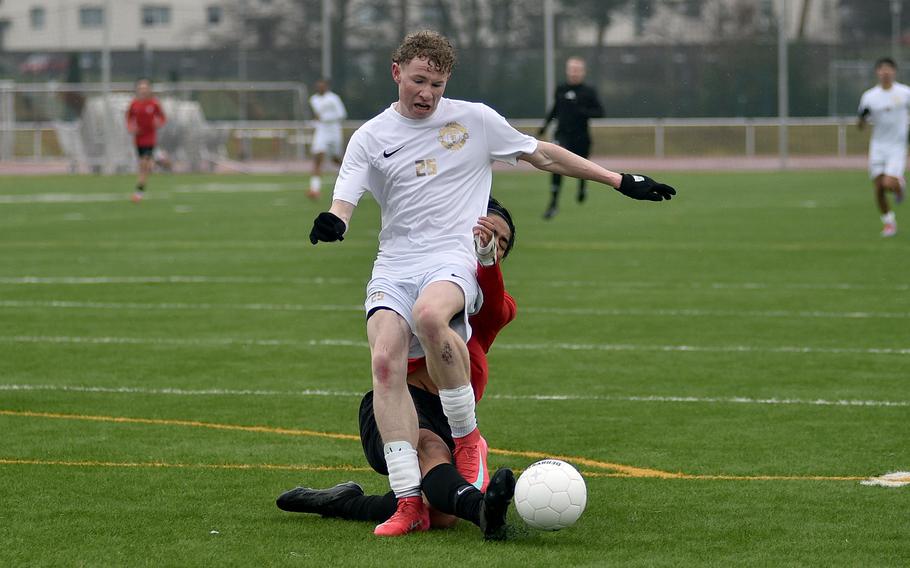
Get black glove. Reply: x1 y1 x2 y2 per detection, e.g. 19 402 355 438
309 212 346 244
617 173 676 202
859 107 871 120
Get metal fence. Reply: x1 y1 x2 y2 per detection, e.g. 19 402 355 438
0 117 871 167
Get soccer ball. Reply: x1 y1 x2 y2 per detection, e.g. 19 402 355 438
514 459 587 531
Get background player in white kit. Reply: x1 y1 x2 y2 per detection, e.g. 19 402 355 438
309 30 675 537
858 57 910 237
307 79 347 200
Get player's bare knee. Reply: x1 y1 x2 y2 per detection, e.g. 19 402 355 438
370 351 400 387
412 304 447 342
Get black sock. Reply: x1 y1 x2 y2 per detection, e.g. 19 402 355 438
335 491 397 522
549 174 562 207
578 179 587 193
422 463 483 527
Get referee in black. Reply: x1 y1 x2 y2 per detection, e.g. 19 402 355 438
538 57 604 219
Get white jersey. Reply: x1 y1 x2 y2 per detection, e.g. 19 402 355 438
858 82 910 150
333 98 538 278
310 91 347 133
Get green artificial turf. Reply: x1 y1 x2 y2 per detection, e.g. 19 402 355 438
0 170 907 566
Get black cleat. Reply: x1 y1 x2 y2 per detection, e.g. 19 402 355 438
479 468 515 541
577 185 587 203
542 206 558 220
276 481 363 517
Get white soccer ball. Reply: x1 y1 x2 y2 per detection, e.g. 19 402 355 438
514 459 587 531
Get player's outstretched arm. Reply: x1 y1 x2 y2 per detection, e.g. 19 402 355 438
309 199 354 245
519 141 676 201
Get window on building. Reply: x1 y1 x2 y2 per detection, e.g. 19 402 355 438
30 6 45 29
491 0 510 32
207 5 222 26
79 6 104 28
142 5 171 27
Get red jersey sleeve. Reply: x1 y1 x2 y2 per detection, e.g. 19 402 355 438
154 100 166 126
470 263 517 352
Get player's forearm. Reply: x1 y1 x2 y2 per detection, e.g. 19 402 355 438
522 141 622 188
328 199 355 227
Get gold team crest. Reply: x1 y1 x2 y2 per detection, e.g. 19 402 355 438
438 122 469 151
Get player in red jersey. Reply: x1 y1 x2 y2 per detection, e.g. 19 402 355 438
126 78 166 203
277 197 518 540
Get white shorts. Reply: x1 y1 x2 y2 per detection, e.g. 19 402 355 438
365 264 482 358
311 127 343 158
869 143 907 179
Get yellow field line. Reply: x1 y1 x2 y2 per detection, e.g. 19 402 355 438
0 458 372 473
0 409 361 441
0 409 893 482
579 471 888 482
489 448 673 478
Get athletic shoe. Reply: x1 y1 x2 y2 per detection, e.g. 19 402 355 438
275 481 363 516
373 496 430 537
453 428 490 492
881 222 898 238
577 185 587 203
131 192 143 203
306 189 321 201
542 206 558 220
479 468 516 541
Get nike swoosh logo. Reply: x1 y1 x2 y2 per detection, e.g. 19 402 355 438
472 457 485 490
456 486 471 497
383 145 405 158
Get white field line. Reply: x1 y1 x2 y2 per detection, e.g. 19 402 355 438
2 299 909 321
0 276 356 285
0 184 297 204
2 334 909 356
0 193 130 204
1 383 907 408
0 275 908 292
0 335 366 348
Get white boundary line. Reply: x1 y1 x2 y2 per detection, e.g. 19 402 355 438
0 276 356 285
1 383 907 408
3 299 906 320
2 334 909 356
0 184 297 204
1 275 909 292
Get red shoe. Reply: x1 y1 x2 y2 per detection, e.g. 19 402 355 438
306 189 321 201
453 428 490 492
131 192 143 203
373 496 430 537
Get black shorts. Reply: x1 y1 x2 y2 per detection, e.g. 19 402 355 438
554 135 591 158
359 385 455 475
136 146 155 158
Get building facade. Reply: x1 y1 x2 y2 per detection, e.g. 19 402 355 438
0 0 230 51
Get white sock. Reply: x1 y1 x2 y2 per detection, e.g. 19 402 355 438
439 385 477 438
882 211 896 224
384 441 421 498
309 176 321 192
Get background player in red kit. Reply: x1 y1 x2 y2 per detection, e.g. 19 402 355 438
126 78 166 202
277 197 519 540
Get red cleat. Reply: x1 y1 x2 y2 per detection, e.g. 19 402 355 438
131 192 144 203
453 428 490 492
373 496 430 537
306 189 321 201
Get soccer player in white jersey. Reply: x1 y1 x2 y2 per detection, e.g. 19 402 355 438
309 30 675 537
858 57 910 237
308 79 347 200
